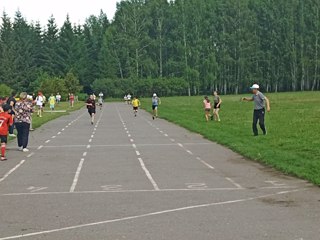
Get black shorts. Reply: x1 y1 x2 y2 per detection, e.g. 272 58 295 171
0 135 7 143
152 105 158 110
214 103 221 109
88 108 96 116
99 103 103 106
133 107 138 110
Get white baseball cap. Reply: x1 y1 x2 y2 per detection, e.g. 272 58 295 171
153 93 157 97
250 84 260 89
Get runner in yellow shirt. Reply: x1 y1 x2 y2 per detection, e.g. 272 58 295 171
132 96 140 117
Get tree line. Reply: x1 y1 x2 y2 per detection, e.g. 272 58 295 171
1 0 320 97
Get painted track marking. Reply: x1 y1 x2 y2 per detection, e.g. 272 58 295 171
69 158 85 192
0 160 25 184
138 158 159 191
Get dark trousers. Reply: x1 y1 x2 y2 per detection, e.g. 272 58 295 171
9 117 15 134
253 108 266 136
15 122 30 148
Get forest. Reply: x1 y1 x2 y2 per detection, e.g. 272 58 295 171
1 0 320 97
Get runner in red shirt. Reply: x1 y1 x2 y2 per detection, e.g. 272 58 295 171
0 104 13 161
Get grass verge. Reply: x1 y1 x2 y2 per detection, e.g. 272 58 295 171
141 92 320 186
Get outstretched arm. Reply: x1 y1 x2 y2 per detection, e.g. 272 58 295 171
242 97 253 102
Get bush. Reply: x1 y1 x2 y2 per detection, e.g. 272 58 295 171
0 84 13 97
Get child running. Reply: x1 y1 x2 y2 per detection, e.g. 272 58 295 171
203 96 212 122
86 95 96 125
0 104 13 161
213 91 222 122
152 93 161 120
132 96 141 117
35 92 44 117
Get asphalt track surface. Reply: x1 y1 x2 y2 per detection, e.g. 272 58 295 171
0 103 319 240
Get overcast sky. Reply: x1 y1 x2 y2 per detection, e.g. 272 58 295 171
0 0 120 27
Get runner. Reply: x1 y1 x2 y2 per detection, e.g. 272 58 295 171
56 93 61 104
132 96 141 117
203 96 212 122
48 94 56 112
35 92 44 117
124 95 128 104
127 93 132 105
0 104 13 161
86 95 96 125
213 91 222 122
242 84 271 136
98 96 103 110
6 92 16 137
99 92 104 99
15 92 33 152
152 93 161 120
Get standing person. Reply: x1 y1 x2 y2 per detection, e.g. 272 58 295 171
242 84 271 136
86 95 96 125
56 93 61 104
69 93 75 108
213 91 222 122
15 92 33 152
132 96 141 117
203 96 212 122
124 95 128 104
99 92 104 99
152 93 161 120
0 104 13 161
36 92 44 117
48 94 56 112
127 93 132 105
6 91 17 137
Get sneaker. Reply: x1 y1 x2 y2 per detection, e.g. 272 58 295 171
91 121 94 125
1 157 7 161
152 116 155 120
9 134 16 137
18 146 23 151
22 148 29 152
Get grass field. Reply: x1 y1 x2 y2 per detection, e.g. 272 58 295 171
141 92 320 186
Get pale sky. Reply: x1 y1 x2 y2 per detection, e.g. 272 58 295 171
0 0 120 27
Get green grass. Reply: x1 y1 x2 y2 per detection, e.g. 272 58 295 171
9 102 84 141
30 102 84 129
141 92 320 186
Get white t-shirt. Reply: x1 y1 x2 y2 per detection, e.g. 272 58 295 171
56 95 61 101
127 94 132 100
36 96 43 106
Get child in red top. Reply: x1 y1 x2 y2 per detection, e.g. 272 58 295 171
0 104 14 161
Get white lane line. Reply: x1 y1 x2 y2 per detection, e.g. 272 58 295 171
126 131 129 134
186 150 193 155
196 157 215 170
128 134 131 137
92 132 95 135
177 143 183 148
132 144 137 149
0 160 25 184
65 126 68 128
164 134 168 137
135 151 141 156
170 139 175 142
83 152 87 157
57 132 61 135
159 131 163 133
94 128 97 131
130 139 134 142
91 135 94 138
225 177 243 189
0 189 305 239
69 158 85 192
30 187 48 193
137 158 160 191
27 152 34 158
45 140 50 143
87 145 91 149
124 128 127 131
2 188 244 196
37 145 43 150
52 136 56 139
89 139 92 143
61 128 65 131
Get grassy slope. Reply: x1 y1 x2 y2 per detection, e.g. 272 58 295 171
141 92 320 185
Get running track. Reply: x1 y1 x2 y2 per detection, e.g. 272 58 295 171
0 103 319 239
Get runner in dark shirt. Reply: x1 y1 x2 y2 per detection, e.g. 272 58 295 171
86 95 96 125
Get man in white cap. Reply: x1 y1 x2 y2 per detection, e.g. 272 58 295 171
152 93 161 120
242 84 270 136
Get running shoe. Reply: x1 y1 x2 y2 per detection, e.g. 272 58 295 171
9 134 16 137
22 148 29 152
0 157 7 161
